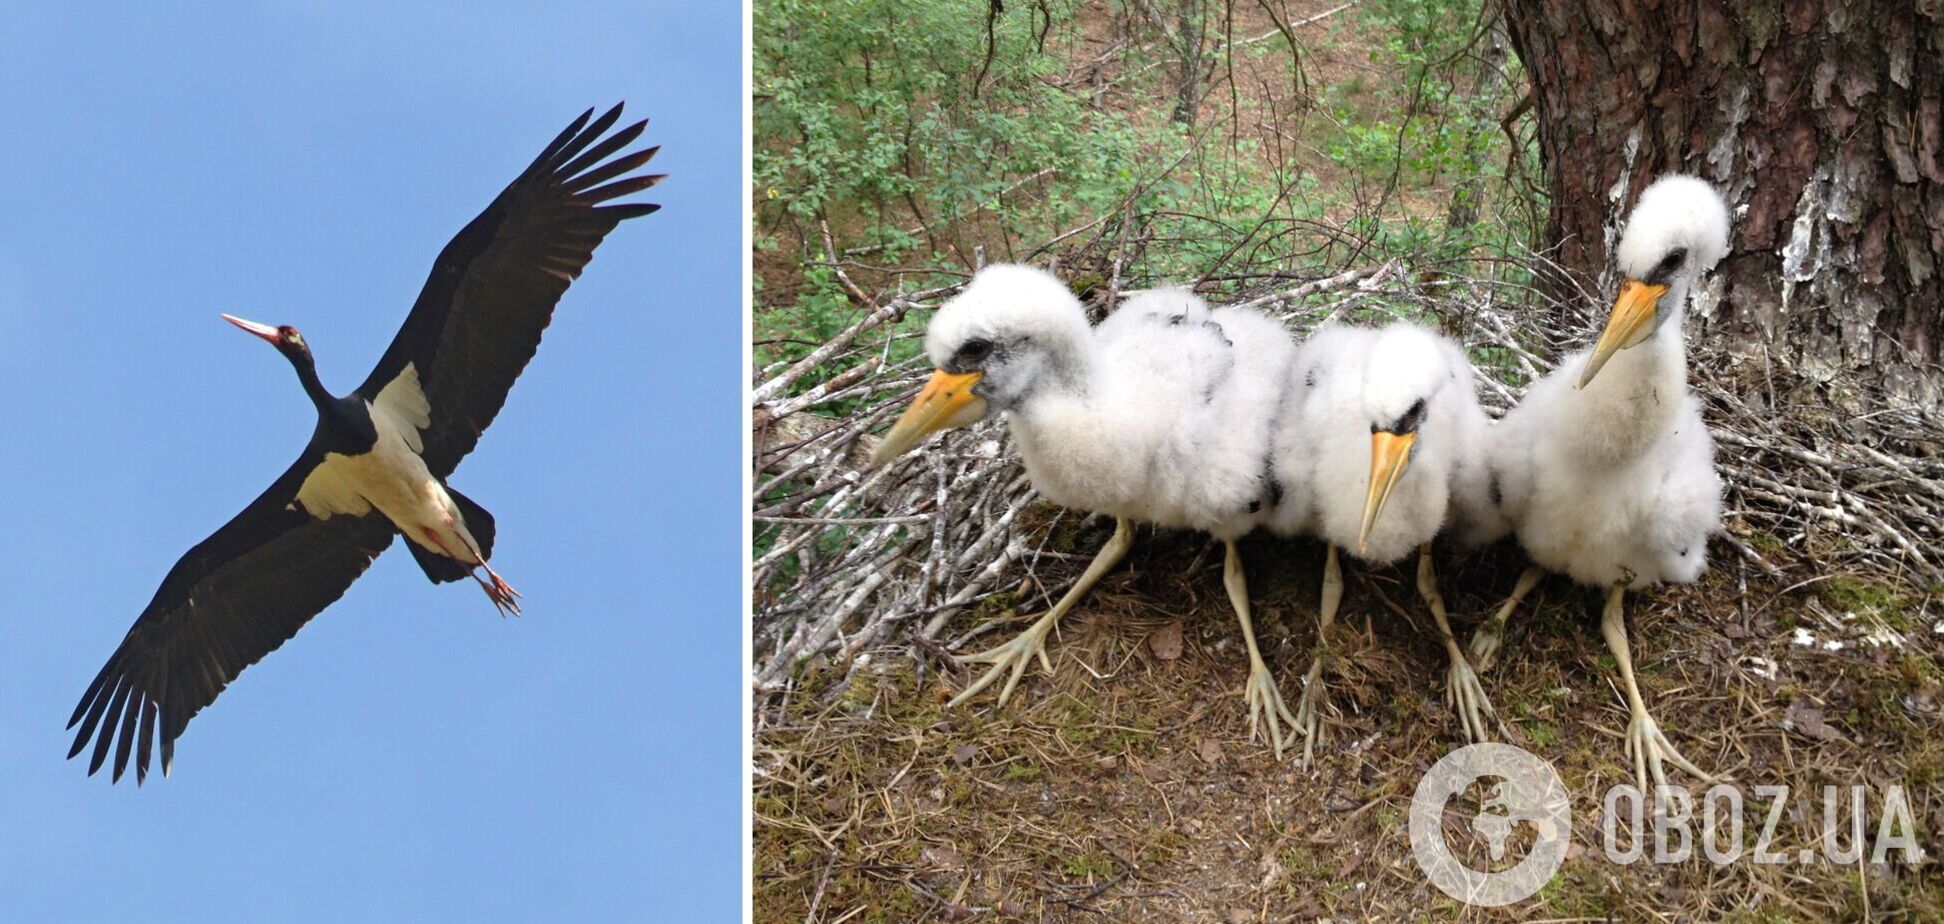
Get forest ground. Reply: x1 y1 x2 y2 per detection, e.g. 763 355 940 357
755 520 1941 921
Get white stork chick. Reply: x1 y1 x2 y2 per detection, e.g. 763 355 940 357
1268 321 1507 765
1477 174 1730 794
870 266 1306 755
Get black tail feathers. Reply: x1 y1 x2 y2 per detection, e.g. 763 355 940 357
403 484 499 585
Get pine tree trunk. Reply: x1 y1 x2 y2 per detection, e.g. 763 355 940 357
1503 1 1943 410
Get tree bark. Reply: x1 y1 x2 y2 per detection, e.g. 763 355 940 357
1503 0 1943 411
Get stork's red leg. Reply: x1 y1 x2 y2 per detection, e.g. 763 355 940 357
452 529 521 618
420 527 522 617
475 562 522 618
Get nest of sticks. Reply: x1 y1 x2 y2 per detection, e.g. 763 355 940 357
751 238 1943 700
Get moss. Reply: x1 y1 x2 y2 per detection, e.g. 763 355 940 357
1375 806 1402 832
1720 911 1812 924
1049 696 1100 728
1282 844 1328 879
1063 724 1101 749
1067 273 1105 300
838 672 878 712
1899 726 1944 787
1060 851 1115 880
943 777 978 808
755 791 795 820
1142 828 1190 865
1821 576 1914 629
1864 690 1906 729
974 591 1020 619
1050 515 1087 554
1103 725 1157 756
1015 501 1089 555
859 885 923 923
1536 870 1611 917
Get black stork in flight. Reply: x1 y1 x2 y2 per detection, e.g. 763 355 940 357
68 104 662 784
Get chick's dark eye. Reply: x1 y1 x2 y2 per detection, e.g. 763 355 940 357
1658 248 1687 272
959 339 993 363
1399 398 1427 432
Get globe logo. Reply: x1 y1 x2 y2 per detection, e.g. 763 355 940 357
1409 743 1571 906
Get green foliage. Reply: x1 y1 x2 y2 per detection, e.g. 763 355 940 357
754 0 1547 378
755 0 1140 250
1309 0 1540 262
756 0 1147 369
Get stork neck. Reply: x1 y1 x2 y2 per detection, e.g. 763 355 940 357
1628 323 1686 385
1040 341 1097 403
1573 323 1689 465
1003 339 1154 512
287 352 338 411
993 333 1098 418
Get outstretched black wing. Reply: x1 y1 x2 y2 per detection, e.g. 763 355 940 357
68 450 395 784
356 103 663 476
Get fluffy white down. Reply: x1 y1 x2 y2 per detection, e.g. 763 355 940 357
927 266 1297 540
1495 367 1718 586
1492 175 1728 587
1270 321 1505 564
1615 174 1731 280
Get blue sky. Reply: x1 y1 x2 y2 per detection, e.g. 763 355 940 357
0 3 740 919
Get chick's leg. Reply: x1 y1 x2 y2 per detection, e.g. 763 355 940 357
948 517 1135 709
1293 544 1343 769
1422 545 1504 743
1469 564 1542 671
1601 583 1717 798
1227 540 1296 759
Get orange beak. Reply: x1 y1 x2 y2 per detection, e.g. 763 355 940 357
1578 279 1668 389
869 369 989 466
1357 429 1417 555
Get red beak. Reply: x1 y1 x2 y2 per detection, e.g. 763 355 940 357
221 313 281 345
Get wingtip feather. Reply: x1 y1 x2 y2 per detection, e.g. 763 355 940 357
547 105 626 173
601 202 662 221
554 119 648 184
577 174 666 205
522 107 599 179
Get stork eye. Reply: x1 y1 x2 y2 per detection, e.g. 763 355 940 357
1657 248 1687 273
1399 398 1427 432
958 339 993 364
